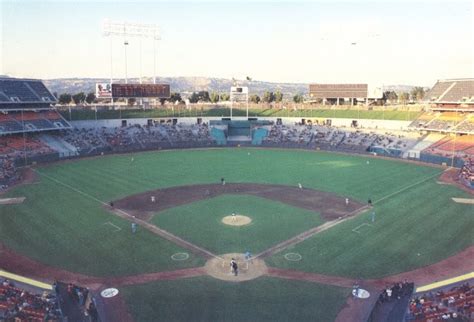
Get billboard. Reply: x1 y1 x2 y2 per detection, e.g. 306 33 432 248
96 83 112 98
230 86 249 102
111 84 170 98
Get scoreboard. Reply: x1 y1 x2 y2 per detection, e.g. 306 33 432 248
112 84 170 98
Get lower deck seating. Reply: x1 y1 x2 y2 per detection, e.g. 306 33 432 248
407 282 473 321
0 279 62 321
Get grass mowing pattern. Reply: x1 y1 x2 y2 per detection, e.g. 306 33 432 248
121 276 349 322
0 180 204 277
1 148 471 278
266 179 474 279
61 108 422 121
152 194 324 254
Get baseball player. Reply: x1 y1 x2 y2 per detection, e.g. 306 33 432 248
230 258 238 276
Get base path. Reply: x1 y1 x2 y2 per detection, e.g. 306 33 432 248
266 267 356 288
112 183 364 221
0 243 206 290
370 246 474 288
255 205 368 258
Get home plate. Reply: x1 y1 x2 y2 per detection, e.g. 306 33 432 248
0 197 26 205
352 288 370 299
452 198 474 204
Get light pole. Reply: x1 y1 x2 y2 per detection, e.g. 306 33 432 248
124 40 129 84
102 20 161 84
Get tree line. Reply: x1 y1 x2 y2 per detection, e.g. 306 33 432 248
56 86 426 106
383 87 426 104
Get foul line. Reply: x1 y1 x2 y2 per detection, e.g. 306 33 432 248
254 205 369 259
373 170 444 205
415 272 474 293
32 168 221 261
0 270 52 290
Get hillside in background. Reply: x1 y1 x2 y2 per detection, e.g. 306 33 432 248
43 77 308 98
42 77 421 98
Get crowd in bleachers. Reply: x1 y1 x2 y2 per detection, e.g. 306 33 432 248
459 158 474 187
454 118 474 133
264 124 318 145
411 112 474 134
61 123 213 153
0 278 62 321
0 156 17 189
406 282 473 321
0 136 53 190
424 135 474 159
263 123 418 153
0 135 53 159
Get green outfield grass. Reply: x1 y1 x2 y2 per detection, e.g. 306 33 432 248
0 148 471 280
60 107 422 121
152 194 324 254
121 276 349 322
0 179 204 277
266 179 474 279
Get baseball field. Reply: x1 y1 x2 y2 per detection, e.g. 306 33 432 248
0 148 472 321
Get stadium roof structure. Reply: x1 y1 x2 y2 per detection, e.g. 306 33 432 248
0 77 57 109
425 78 474 107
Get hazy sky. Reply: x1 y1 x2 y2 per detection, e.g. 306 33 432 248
1 0 473 86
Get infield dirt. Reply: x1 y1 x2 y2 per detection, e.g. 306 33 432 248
112 183 364 221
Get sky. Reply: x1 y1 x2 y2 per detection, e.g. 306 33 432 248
0 0 473 86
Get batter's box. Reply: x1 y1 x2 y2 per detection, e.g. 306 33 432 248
103 221 122 233
352 223 372 234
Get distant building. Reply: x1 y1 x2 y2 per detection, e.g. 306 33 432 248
308 83 383 106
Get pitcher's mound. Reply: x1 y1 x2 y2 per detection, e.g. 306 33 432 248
222 215 252 226
204 253 267 282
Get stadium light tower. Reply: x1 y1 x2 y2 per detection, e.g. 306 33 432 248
102 20 161 85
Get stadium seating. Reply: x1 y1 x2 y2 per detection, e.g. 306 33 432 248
411 112 473 134
441 81 474 102
425 79 474 104
0 78 56 104
0 110 71 134
459 158 474 188
262 124 420 154
406 282 473 321
426 81 453 102
424 135 474 158
25 80 56 102
0 279 62 321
